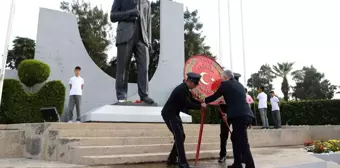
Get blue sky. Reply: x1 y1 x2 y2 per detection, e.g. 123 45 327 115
1 0 340 98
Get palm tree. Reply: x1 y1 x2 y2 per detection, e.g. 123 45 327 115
272 62 294 101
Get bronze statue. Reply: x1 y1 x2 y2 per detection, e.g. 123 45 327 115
110 0 154 104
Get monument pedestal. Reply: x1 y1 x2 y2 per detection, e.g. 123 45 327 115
81 105 192 123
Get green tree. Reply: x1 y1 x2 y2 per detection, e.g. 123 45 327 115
60 0 112 69
272 62 294 101
292 65 337 100
247 64 276 97
105 0 214 83
184 9 214 60
6 37 35 69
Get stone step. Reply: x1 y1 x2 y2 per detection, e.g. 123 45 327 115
77 147 274 165
47 123 307 130
49 123 221 130
59 136 222 146
70 142 224 157
79 150 222 165
57 129 221 137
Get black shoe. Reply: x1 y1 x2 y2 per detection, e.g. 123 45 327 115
178 163 190 168
261 127 266 129
218 156 227 163
141 96 155 104
227 163 243 168
245 163 255 168
167 159 178 166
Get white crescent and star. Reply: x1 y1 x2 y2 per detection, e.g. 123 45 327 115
200 72 215 85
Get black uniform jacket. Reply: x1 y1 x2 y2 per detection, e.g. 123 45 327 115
162 83 202 116
205 78 254 119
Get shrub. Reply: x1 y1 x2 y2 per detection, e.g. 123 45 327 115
1 79 65 123
18 59 50 87
1 60 65 124
191 100 340 125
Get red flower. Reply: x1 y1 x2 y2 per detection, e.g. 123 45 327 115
304 140 314 146
319 145 324 151
134 100 141 103
211 79 222 92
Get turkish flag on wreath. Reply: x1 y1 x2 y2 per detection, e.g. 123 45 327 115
183 55 230 165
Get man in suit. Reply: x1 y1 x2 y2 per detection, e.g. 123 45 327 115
162 73 202 168
218 72 240 163
110 0 154 104
202 70 255 168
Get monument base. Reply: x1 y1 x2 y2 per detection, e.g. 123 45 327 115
81 105 192 123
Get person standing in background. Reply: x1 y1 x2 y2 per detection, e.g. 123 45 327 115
245 88 254 129
270 91 281 129
68 66 84 123
245 88 254 107
257 86 269 129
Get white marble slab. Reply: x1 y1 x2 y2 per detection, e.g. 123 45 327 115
81 105 192 123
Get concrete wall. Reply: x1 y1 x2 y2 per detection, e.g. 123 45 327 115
4 0 184 121
0 129 24 158
4 69 17 80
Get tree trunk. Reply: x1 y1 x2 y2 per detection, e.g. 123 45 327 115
281 76 289 101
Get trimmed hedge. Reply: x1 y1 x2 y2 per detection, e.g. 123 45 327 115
191 100 340 125
18 59 50 87
0 60 65 124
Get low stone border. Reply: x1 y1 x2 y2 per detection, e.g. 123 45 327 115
311 152 340 164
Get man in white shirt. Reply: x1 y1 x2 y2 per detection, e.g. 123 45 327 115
68 66 84 123
257 86 269 129
270 91 281 129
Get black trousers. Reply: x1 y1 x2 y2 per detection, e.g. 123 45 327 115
230 116 255 167
115 23 149 100
162 114 187 164
220 118 232 157
219 105 231 158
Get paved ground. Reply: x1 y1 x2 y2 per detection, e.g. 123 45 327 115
0 147 334 168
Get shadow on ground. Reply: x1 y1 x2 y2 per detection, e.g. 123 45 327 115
86 159 235 168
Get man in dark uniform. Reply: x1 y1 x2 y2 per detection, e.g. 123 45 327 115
162 73 202 168
203 70 255 168
218 104 231 163
218 73 241 163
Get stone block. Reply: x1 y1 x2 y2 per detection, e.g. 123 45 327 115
0 130 24 158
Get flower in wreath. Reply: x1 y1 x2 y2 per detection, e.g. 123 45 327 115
327 140 340 152
304 140 314 146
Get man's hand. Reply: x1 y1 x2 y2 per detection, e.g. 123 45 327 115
149 45 154 53
130 8 140 17
201 103 207 108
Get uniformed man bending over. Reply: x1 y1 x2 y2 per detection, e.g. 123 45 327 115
202 70 255 168
161 72 202 168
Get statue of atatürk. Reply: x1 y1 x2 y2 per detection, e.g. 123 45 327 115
110 0 154 104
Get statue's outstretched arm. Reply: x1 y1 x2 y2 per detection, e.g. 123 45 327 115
110 0 139 23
